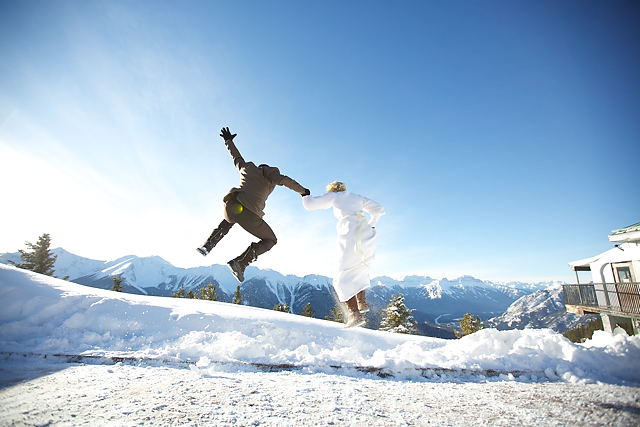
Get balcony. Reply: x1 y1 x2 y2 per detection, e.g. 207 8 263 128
563 283 640 317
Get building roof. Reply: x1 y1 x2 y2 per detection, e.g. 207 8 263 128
609 222 640 243
611 222 640 235
569 253 604 271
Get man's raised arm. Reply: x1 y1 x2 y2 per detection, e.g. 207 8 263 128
220 127 246 171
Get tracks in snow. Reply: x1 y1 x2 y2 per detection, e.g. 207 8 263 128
0 351 542 381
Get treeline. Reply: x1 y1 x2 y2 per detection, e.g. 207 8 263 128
170 282 226 301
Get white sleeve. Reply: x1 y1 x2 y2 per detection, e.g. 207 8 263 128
302 193 335 211
363 197 385 227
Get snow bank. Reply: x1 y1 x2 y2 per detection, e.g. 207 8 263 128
1 264 638 385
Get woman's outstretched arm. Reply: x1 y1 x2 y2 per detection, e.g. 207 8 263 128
302 192 335 211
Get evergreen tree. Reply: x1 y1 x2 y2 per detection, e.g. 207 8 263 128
233 284 242 305
379 293 418 334
186 289 199 299
171 284 185 298
454 313 485 338
273 302 291 313
199 283 219 301
301 301 315 318
325 300 346 323
110 276 124 292
8 233 57 276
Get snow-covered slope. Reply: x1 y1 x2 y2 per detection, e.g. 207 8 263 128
1 248 566 334
487 287 599 333
1 263 639 385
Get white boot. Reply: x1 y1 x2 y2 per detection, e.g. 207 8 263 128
344 296 366 329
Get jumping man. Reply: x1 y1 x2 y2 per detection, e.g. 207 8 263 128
197 127 310 282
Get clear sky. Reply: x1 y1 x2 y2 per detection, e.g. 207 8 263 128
1 0 638 283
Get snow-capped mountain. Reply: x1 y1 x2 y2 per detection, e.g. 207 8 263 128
0 248 336 318
361 275 556 337
0 248 567 336
486 287 599 333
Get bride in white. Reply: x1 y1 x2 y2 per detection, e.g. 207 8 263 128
302 181 385 328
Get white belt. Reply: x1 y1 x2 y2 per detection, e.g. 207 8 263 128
340 212 367 263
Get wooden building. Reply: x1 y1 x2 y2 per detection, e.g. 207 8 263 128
563 222 640 335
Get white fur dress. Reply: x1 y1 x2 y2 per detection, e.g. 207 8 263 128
302 191 385 302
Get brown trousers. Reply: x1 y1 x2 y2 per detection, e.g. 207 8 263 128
220 196 277 257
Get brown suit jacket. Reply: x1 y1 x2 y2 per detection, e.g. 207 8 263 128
223 139 306 218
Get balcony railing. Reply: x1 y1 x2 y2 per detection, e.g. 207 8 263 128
563 283 640 316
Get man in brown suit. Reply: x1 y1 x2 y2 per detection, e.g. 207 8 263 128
197 127 310 282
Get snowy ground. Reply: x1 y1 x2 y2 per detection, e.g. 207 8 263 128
2 358 639 426
1 264 640 426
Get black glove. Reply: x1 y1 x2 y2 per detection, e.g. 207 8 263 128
220 127 237 142
301 188 311 197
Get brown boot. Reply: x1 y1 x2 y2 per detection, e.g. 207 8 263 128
197 220 233 256
344 296 366 329
227 244 257 283
356 290 369 314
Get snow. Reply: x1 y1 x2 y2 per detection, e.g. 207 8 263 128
487 286 598 332
382 274 555 294
40 248 333 297
1 263 639 426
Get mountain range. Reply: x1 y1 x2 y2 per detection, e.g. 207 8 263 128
486 287 599 332
0 248 592 337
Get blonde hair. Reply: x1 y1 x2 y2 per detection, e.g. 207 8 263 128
326 181 346 193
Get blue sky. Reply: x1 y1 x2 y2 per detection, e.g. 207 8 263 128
1 0 638 283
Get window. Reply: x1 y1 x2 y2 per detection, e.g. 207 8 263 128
617 267 632 283
613 262 636 283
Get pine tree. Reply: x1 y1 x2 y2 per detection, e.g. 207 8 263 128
325 300 346 323
110 276 124 292
8 233 57 276
186 289 199 299
454 313 485 338
379 293 418 334
273 303 291 313
199 283 219 301
171 284 185 298
301 302 315 318
233 284 242 305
